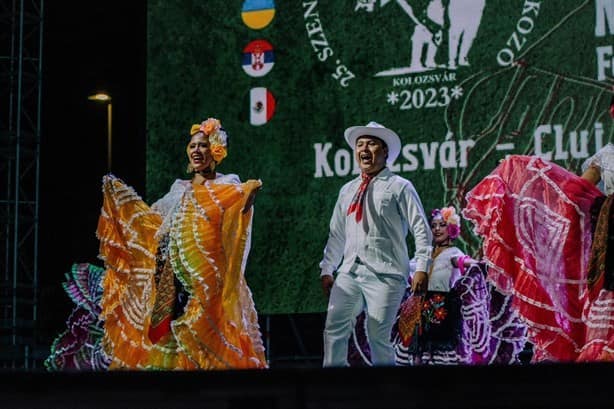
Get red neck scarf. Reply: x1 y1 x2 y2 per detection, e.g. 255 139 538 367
347 172 374 222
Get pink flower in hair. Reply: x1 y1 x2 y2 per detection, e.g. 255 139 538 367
431 206 461 239
447 223 460 239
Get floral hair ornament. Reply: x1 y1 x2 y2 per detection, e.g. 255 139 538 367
431 206 461 240
189 117 228 165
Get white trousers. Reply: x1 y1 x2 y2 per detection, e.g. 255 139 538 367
323 262 406 367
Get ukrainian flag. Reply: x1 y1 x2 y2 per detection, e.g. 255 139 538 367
241 0 275 30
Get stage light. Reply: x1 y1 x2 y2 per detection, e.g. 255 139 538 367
87 93 112 102
88 93 113 172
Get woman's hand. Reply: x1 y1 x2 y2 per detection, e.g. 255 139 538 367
242 181 262 214
581 164 602 186
411 270 428 294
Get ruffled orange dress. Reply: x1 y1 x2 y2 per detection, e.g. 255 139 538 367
96 174 267 370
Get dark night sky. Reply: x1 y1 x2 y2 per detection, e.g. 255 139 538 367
38 1 146 338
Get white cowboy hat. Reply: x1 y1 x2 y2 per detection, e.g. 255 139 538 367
344 121 401 165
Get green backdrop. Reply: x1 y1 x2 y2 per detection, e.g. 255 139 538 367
146 0 614 313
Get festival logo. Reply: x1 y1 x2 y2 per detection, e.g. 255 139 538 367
359 0 486 75
305 1 612 173
302 0 496 111
249 87 276 126
305 0 614 228
242 39 275 77
241 0 276 30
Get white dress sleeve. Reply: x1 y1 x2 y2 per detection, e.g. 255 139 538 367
150 179 190 240
582 143 614 195
212 173 241 185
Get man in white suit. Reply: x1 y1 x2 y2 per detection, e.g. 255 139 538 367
320 121 433 367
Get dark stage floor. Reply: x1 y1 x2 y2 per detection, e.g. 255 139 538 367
1 362 611 409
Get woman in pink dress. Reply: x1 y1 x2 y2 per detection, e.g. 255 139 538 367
462 144 614 362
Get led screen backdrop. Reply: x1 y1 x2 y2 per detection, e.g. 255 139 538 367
147 0 614 314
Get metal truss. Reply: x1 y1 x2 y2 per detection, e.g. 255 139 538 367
0 0 43 369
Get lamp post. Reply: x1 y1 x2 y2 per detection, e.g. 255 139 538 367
88 93 113 172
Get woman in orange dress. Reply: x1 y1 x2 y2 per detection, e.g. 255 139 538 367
96 118 267 369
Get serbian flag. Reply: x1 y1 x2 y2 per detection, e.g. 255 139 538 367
241 0 275 30
242 40 275 77
250 87 276 126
